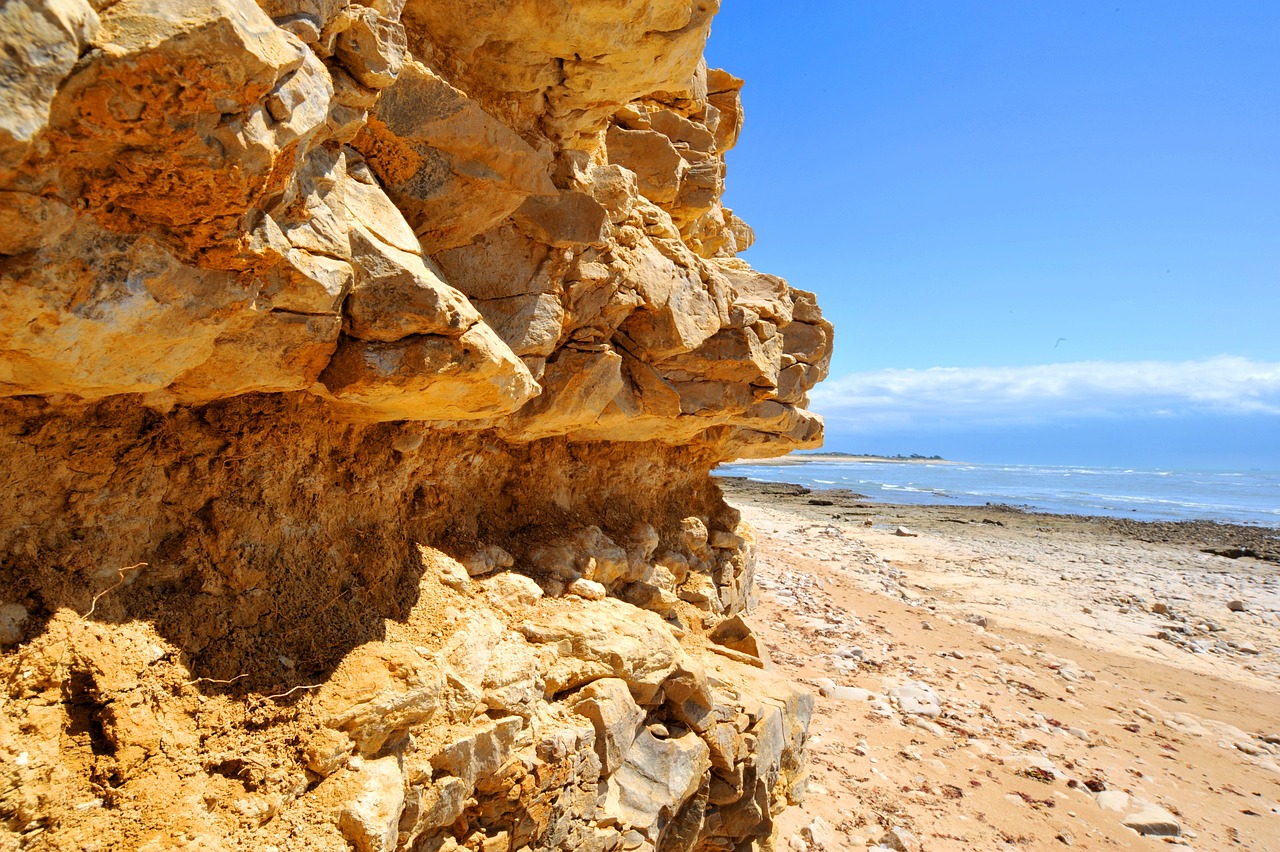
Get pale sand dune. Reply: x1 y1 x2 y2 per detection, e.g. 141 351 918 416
721 478 1280 851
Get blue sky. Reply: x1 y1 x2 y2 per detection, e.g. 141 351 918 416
705 1 1280 468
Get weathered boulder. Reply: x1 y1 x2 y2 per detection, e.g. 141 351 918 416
569 677 646 775
312 644 445 757
0 0 100 182
0 218 253 398
353 60 556 253
318 323 539 421
600 730 711 841
428 715 523 789
521 599 682 703
607 125 687 205
339 756 407 852
709 614 771 664
38 0 322 265
1121 804 1182 837
402 0 719 142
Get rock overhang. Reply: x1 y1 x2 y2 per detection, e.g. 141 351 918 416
0 1 832 849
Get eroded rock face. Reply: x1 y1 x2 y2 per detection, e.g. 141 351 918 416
0 0 829 849
0 0 829 447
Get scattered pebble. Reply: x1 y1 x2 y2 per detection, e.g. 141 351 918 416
800 816 833 850
824 685 879 702
887 683 942 718
1096 790 1130 812
1121 804 1182 837
878 827 918 851
909 716 945 736
566 578 606 600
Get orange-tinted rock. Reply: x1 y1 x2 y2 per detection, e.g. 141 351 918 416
0 2 830 847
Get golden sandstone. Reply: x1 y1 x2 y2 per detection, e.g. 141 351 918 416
0 1 829 849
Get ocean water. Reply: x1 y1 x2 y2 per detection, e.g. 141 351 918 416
717 459 1280 527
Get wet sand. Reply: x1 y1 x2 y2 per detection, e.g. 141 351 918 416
719 476 1280 850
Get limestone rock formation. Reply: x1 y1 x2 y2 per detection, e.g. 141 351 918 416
0 0 831 849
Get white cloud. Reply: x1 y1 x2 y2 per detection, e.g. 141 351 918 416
809 356 1280 431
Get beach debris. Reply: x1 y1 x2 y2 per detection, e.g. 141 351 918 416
1019 765 1056 783
717 476 1280 849
1203 546 1262 560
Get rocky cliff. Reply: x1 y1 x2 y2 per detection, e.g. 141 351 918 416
0 1 831 850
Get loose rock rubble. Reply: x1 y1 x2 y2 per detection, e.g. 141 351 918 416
1 510 812 851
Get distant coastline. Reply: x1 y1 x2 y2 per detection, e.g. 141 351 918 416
715 458 1280 527
724 452 959 467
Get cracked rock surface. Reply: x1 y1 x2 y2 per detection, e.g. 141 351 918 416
1 1 828 849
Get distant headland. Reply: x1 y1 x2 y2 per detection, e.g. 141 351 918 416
796 451 947 462
723 451 957 466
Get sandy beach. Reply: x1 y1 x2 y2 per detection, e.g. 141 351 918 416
718 476 1280 850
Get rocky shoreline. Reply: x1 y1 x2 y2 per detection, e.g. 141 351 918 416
716 475 1280 561
719 475 1280 850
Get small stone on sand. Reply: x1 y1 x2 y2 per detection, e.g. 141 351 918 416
1121 804 1181 837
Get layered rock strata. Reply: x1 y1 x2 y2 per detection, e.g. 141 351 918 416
0 1 831 850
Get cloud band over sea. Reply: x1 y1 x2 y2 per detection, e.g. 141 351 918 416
809 356 1280 432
